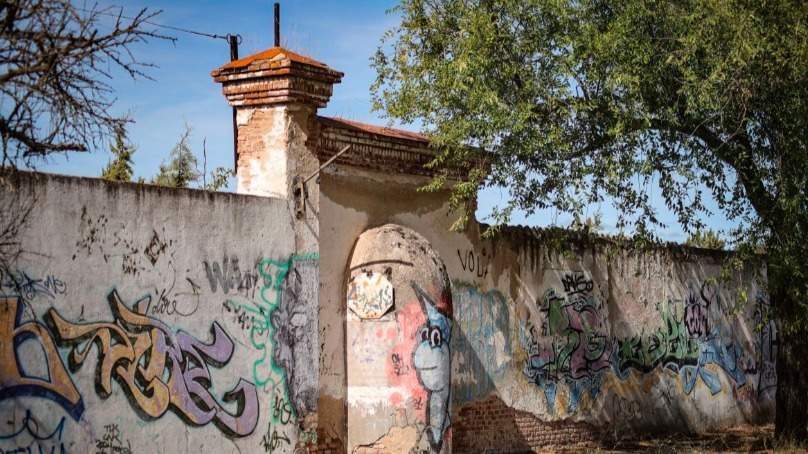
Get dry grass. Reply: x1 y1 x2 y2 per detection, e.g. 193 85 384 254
585 424 808 453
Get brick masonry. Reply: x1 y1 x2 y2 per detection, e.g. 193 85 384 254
453 395 600 453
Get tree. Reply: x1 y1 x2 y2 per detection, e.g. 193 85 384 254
373 0 808 439
204 167 235 191
101 125 136 182
152 125 201 188
686 230 726 251
0 0 169 166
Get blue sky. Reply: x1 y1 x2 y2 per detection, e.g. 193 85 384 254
35 0 736 243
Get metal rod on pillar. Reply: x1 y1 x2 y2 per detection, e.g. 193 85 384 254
229 35 239 172
274 2 280 47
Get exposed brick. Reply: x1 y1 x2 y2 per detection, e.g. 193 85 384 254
453 395 601 453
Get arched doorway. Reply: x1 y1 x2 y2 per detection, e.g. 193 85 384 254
345 224 453 453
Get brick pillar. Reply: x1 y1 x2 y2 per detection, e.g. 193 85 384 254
211 47 343 201
212 47 343 451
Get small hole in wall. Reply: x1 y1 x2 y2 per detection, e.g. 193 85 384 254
384 266 392 278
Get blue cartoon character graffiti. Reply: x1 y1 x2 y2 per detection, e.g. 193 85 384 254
411 282 451 451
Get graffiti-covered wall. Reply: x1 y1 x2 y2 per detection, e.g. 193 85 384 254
319 165 774 453
449 232 774 451
0 171 318 453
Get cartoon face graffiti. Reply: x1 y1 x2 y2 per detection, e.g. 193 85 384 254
411 282 451 451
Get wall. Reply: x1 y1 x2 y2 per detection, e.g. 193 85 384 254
0 147 775 453
450 231 774 452
319 164 775 453
0 171 319 453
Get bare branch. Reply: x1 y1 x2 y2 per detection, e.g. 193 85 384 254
0 0 172 166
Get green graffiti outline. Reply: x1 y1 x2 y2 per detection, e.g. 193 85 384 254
227 252 318 423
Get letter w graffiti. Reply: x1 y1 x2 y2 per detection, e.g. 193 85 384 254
0 297 84 420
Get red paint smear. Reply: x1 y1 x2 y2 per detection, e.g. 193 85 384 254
375 328 383 338
385 300 428 421
390 392 403 407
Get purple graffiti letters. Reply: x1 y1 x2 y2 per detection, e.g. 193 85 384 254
43 289 259 437
683 284 711 339
0 297 84 420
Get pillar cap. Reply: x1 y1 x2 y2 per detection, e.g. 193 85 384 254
211 47 343 108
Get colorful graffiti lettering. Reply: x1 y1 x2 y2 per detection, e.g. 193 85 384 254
522 272 611 414
0 410 66 454
615 299 700 376
451 282 511 403
614 295 749 396
411 282 452 451
43 289 259 437
0 297 84 420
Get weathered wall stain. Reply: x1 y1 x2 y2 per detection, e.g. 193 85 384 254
451 282 511 403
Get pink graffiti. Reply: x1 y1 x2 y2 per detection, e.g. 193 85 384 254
386 302 428 417
45 289 259 437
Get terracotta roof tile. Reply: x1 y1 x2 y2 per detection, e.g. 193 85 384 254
318 116 429 143
219 46 330 71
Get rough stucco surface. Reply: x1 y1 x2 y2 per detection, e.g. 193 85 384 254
0 172 319 453
320 166 774 453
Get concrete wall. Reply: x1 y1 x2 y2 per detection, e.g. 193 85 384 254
450 231 774 451
319 165 774 453
0 145 775 454
0 172 319 453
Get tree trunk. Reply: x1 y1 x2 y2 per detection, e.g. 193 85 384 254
774 285 808 441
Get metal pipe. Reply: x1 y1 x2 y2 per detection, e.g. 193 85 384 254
229 35 239 171
274 3 280 47
303 145 352 185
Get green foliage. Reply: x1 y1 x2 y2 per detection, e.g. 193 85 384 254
101 125 136 182
152 125 201 188
204 167 235 191
374 0 808 437
685 229 726 250
373 0 806 306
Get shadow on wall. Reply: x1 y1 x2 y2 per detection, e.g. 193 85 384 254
599 288 777 436
450 325 531 452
